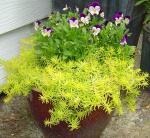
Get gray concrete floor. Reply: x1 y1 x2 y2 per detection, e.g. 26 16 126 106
101 92 150 138
0 92 150 138
0 36 150 138
0 96 43 138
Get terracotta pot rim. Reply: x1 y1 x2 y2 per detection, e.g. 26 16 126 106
28 90 112 138
30 88 112 115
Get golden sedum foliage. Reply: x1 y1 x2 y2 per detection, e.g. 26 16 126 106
0 48 40 102
0 46 148 130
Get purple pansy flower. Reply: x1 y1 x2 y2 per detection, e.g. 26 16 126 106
92 24 102 36
80 13 90 25
34 20 41 31
124 16 131 25
112 11 123 25
68 17 79 28
120 35 128 46
87 1 101 15
41 27 53 37
112 11 123 20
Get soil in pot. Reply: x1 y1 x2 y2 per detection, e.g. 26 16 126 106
28 90 111 138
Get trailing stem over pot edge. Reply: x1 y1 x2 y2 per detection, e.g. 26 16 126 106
0 1 149 130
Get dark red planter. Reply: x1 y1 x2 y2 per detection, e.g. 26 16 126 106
28 90 111 138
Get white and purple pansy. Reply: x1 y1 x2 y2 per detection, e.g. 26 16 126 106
80 13 90 25
100 9 104 18
124 16 131 25
34 20 41 31
112 11 123 25
68 17 79 28
41 27 53 37
92 24 102 36
120 35 128 46
87 1 101 15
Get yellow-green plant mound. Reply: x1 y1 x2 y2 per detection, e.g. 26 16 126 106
0 47 148 130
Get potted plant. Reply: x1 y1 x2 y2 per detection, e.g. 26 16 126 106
0 1 148 138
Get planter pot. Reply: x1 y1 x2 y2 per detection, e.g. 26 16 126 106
28 89 111 138
140 24 150 90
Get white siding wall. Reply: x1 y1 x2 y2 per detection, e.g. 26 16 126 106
0 0 52 84
0 25 34 84
0 0 52 34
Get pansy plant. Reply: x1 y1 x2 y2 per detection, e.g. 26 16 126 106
87 1 101 15
112 11 124 26
120 35 128 46
34 20 41 31
124 16 131 25
68 17 79 28
32 1 132 62
41 27 53 37
92 24 102 36
80 13 90 25
100 9 104 18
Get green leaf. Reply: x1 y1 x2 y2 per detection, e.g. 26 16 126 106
135 0 148 6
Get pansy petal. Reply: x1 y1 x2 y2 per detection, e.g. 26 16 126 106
100 12 104 18
95 6 100 11
120 35 128 46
